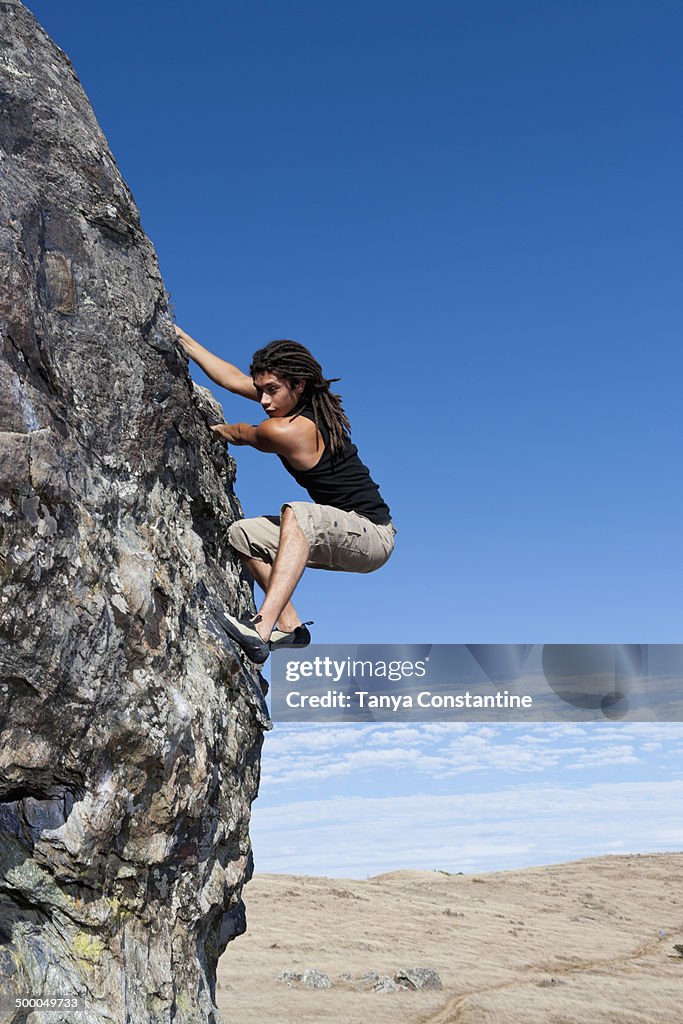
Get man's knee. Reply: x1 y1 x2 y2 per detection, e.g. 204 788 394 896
228 516 281 565
280 502 312 541
227 521 248 555
280 504 312 559
228 520 265 563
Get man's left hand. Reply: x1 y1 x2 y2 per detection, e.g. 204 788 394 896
209 422 244 444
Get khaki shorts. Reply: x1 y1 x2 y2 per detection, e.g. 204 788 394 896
228 501 396 574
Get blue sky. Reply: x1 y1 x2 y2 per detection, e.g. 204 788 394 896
26 0 683 875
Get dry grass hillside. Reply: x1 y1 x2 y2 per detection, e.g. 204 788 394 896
217 853 682 1024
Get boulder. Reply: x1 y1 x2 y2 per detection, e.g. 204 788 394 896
0 3 269 1021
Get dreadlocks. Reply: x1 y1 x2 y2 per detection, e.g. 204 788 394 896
250 340 351 457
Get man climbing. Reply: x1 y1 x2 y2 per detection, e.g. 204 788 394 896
175 326 396 664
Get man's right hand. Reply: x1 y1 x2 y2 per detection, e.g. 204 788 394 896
173 325 259 402
175 325 195 355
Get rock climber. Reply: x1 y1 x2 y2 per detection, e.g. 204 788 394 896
175 326 396 664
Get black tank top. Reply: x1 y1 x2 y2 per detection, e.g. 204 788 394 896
277 406 392 525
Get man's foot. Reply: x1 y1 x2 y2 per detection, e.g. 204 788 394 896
216 611 271 664
270 621 314 650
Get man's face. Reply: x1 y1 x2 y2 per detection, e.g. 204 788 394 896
252 372 303 417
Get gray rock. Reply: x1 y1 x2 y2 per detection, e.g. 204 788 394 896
301 969 333 989
394 967 443 991
356 970 381 991
0 3 269 1022
373 975 397 993
276 968 333 989
277 970 303 985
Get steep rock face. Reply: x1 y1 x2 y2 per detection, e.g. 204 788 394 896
0 2 270 1021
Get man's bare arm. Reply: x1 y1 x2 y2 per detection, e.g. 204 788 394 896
175 326 258 401
209 418 303 459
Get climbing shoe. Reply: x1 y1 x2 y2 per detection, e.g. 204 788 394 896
270 621 314 651
215 611 270 665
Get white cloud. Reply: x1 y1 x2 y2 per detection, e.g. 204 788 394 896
260 722 683 788
251 724 683 876
250 780 683 877
564 744 640 769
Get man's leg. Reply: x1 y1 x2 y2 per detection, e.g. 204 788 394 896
237 553 302 633
251 505 310 641
221 503 393 661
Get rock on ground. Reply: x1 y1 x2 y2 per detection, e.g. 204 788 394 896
395 967 443 991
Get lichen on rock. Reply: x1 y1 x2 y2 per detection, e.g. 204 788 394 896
0 3 269 1021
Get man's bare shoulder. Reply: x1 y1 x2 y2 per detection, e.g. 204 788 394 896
252 413 316 456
